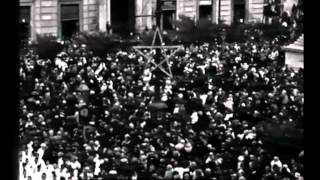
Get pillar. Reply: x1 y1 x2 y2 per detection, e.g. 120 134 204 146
98 0 107 31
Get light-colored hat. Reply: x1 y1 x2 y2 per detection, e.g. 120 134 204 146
109 170 117 175
120 158 128 163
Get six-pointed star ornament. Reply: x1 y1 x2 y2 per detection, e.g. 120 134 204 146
133 27 183 78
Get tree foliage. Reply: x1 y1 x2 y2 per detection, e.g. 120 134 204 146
30 34 64 60
72 31 123 57
173 15 228 44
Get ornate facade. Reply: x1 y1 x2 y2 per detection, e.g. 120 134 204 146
20 0 296 40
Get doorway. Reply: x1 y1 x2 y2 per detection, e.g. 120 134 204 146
199 5 212 21
162 10 175 30
111 0 135 35
19 6 31 41
233 0 246 24
60 4 80 39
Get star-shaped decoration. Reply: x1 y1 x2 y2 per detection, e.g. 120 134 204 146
133 27 183 78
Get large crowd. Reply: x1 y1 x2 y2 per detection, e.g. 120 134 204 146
19 28 303 180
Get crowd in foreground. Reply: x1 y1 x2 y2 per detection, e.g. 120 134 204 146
19 32 303 180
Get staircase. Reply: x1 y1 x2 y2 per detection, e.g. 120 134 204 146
282 34 304 70
284 34 304 52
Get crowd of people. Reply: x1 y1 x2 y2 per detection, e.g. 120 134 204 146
19 29 303 180
263 0 303 41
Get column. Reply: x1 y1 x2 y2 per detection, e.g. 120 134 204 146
107 0 110 29
98 0 107 31
34 0 41 35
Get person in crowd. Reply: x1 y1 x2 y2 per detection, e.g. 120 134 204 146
19 24 303 180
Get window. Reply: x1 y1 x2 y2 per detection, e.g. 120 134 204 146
19 6 31 41
162 10 175 30
60 4 80 39
199 5 212 20
159 0 177 30
111 0 135 35
233 0 246 24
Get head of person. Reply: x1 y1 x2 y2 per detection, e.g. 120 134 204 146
172 171 181 180
183 172 191 180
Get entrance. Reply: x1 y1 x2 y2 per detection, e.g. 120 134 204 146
19 6 31 41
162 10 175 30
111 0 135 35
199 5 212 20
61 4 80 39
233 0 246 24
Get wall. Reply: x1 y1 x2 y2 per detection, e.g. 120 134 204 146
37 0 58 36
219 0 232 24
156 0 266 26
19 0 100 39
20 0 268 38
177 0 197 20
135 0 155 31
247 0 264 23
98 0 110 32
219 0 265 25
83 0 99 32
285 50 304 70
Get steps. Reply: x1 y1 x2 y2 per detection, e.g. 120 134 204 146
294 34 304 48
282 34 304 70
283 34 304 53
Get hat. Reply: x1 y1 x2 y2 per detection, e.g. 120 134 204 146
131 157 138 163
175 143 184 150
79 100 86 107
184 143 192 152
124 134 130 138
180 139 186 144
40 143 46 148
109 170 117 175
238 155 244 161
120 158 128 163
128 92 134 98
58 152 64 157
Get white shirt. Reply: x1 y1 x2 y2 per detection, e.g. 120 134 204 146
93 157 104 176
200 94 208 105
55 58 68 72
173 167 189 179
70 160 81 170
224 113 233 121
58 158 64 169
173 107 180 114
271 159 283 170
191 112 199 124
224 98 234 111
37 148 45 160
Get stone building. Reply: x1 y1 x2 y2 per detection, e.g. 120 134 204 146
19 0 296 40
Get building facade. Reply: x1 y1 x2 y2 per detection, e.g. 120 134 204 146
19 0 296 40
